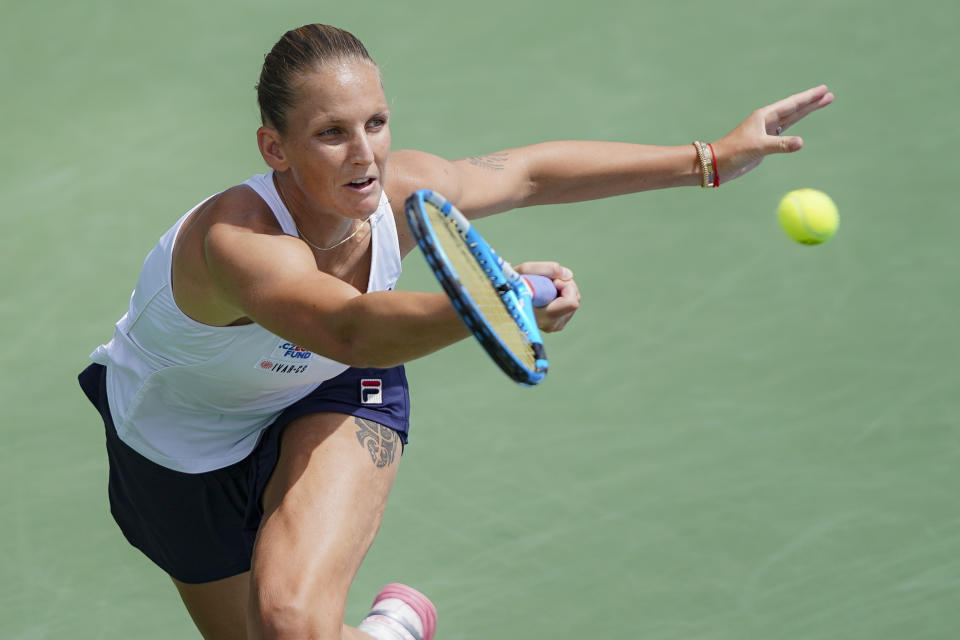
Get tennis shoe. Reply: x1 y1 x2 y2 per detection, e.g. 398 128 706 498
357 583 437 640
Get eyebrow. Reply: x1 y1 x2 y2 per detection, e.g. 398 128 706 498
307 108 390 128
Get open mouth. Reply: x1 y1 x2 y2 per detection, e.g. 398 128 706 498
346 177 376 190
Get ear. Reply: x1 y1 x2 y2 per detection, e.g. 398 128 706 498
257 126 289 171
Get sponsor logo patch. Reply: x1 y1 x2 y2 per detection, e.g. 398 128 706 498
254 341 314 374
274 342 313 360
258 361 309 374
360 379 383 404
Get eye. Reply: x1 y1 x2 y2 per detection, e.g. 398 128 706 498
316 127 342 138
367 114 389 130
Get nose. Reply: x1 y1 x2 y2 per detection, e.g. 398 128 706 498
349 129 375 166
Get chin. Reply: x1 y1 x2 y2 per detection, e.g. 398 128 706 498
352 188 384 217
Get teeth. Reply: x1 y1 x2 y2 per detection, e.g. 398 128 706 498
352 178 370 184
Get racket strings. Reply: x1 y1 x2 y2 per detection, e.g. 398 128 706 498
427 205 537 369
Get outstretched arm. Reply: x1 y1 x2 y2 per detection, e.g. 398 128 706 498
387 85 834 219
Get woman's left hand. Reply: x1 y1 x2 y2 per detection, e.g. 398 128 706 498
712 85 834 185
515 261 580 333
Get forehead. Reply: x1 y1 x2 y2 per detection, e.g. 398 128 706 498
288 59 386 125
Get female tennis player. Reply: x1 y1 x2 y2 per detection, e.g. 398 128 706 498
78 23 833 640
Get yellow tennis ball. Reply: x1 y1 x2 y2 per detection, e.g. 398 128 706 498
777 188 839 245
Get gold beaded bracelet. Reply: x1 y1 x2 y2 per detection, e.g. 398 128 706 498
692 141 717 189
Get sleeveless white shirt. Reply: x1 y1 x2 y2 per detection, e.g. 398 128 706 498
90 172 402 473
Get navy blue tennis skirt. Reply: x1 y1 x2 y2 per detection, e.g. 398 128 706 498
78 362 410 584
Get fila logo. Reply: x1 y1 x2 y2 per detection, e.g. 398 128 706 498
360 379 383 405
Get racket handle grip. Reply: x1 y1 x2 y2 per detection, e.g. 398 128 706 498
522 274 558 307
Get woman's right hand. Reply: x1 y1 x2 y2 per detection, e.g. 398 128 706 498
515 261 580 333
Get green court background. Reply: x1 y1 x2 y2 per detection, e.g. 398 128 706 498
2 1 957 637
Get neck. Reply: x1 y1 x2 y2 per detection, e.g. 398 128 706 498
272 172 363 250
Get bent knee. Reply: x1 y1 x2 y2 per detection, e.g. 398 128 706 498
250 583 347 639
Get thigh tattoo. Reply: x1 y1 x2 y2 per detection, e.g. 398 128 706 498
354 417 399 468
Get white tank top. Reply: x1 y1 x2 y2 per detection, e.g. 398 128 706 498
90 172 403 473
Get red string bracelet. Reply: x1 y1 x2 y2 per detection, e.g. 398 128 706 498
707 143 719 187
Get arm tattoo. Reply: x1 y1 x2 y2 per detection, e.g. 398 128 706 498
354 417 399 468
468 152 509 171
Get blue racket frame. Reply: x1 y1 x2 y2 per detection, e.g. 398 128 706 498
405 189 549 385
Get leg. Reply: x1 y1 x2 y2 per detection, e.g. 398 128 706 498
172 572 250 640
247 413 401 639
80 363 257 639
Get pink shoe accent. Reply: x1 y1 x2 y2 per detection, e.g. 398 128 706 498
372 583 438 640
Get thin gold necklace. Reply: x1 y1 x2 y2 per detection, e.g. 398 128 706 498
299 217 369 252
273 173 371 251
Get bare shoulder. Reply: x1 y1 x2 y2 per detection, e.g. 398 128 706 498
199 183 311 262
386 150 462 207
202 183 285 235
386 150 464 255
172 182 311 326
200 183 312 274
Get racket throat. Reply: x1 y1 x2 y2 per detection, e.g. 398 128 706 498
532 343 547 362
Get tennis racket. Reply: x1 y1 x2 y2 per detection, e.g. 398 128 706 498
404 189 558 385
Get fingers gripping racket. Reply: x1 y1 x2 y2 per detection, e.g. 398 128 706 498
404 189 558 385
